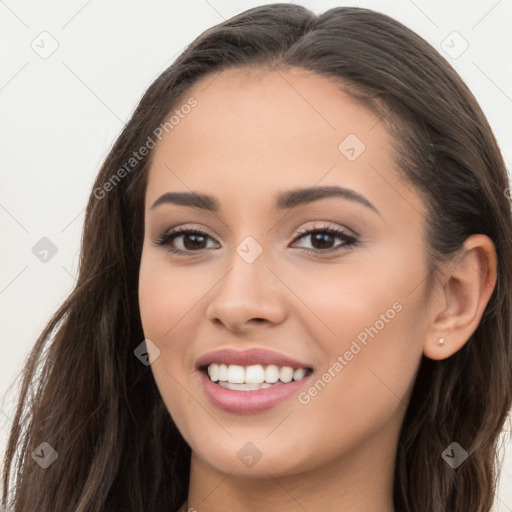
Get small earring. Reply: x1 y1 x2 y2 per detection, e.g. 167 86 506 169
438 338 445 346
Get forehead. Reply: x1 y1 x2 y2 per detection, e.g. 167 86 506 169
167 67 381 157
145 67 424 222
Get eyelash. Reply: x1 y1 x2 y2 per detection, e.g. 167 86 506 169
155 223 360 257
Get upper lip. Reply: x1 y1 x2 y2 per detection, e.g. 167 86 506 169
196 348 313 370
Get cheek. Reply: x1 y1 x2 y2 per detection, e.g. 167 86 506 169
138 248 213 387
291 254 426 424
138 252 199 430
138 249 203 341
287 294 423 475
286 254 405 349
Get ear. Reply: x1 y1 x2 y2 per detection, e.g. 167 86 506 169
423 234 497 361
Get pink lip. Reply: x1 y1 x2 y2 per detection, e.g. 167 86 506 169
195 348 312 370
195 348 314 414
199 370 313 414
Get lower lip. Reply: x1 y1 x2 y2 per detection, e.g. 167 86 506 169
199 370 312 414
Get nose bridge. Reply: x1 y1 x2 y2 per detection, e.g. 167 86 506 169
217 234 270 306
207 233 286 328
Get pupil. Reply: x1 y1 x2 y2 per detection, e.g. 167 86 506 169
184 234 205 250
312 233 333 249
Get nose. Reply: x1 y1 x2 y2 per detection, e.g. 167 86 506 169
205 249 287 333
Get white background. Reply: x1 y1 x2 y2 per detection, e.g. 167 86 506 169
1 0 511 509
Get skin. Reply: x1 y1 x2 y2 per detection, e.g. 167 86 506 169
138 67 497 512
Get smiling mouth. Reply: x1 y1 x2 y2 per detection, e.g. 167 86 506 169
200 363 314 391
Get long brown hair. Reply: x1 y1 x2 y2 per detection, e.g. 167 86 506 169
2 4 511 511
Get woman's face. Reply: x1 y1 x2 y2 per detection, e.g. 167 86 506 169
139 67 436 478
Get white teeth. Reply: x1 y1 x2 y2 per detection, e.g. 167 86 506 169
265 365 279 383
293 368 307 381
245 364 265 384
208 364 219 382
227 364 245 383
218 364 228 381
206 363 310 385
218 381 274 391
279 366 294 383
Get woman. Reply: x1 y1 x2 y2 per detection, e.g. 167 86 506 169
2 4 511 511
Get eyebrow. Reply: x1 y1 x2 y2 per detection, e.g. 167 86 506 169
150 185 381 216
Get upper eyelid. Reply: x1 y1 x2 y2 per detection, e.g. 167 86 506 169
162 223 350 236
294 221 358 238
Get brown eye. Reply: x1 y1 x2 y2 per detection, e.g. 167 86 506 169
155 227 220 254
291 224 359 254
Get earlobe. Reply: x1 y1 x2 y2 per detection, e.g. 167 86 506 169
423 234 497 361
423 335 452 361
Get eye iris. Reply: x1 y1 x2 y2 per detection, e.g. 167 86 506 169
311 232 334 249
183 233 206 250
